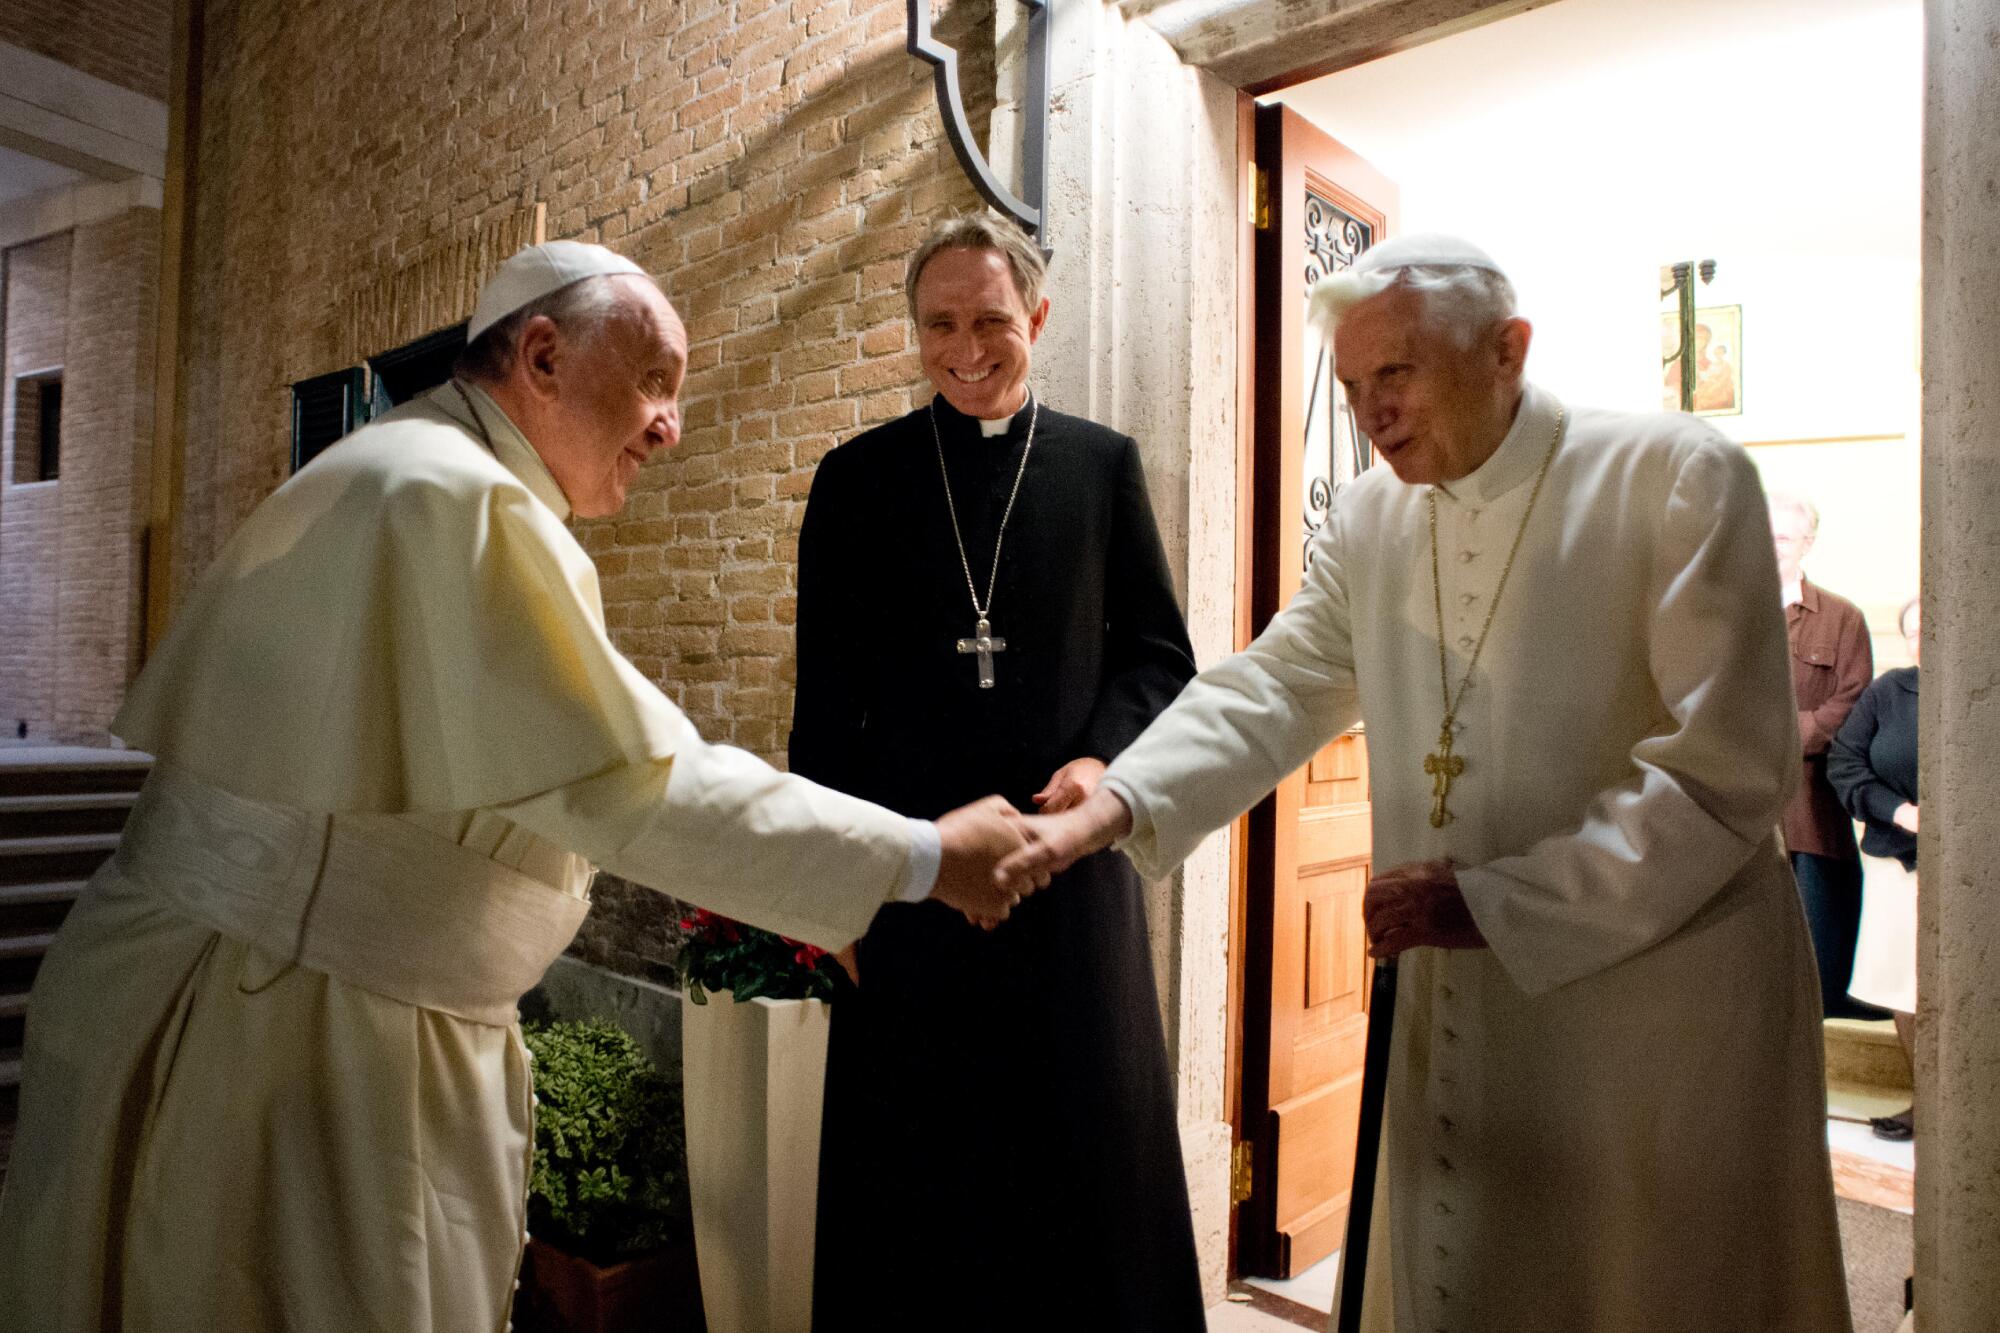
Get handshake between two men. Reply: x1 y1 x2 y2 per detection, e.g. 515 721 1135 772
924 754 1111 928
957 775 1488 962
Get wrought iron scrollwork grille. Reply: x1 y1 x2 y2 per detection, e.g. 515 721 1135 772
1304 196 1368 287
1301 188 1374 566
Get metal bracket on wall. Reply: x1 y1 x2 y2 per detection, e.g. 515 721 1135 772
1660 258 1717 414
907 0 1051 254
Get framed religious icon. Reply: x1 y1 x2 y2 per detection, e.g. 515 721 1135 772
1661 303 1743 416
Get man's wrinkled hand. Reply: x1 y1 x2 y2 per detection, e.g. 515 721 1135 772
930 795 1049 928
1032 756 1107 814
1362 859 1487 959
994 786 1133 891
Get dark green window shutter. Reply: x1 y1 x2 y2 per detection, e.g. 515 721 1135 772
368 322 468 416
290 366 368 473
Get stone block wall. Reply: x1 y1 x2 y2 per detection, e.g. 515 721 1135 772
0 0 175 101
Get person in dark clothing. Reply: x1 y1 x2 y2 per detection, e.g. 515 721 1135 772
1829 595 1921 1139
792 214 1206 1330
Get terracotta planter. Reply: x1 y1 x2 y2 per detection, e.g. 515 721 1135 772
679 992 831 1333
517 1236 703 1332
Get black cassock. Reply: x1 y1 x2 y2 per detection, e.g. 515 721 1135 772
792 395 1205 1330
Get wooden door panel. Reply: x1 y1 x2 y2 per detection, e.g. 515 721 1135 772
1305 730 1370 806
1298 807 1370 869
1272 1068 1364 1268
1303 894 1342 1009
1283 1195 1353 1278
1287 980 1368 1091
1302 882 1363 1011
1236 103 1397 1280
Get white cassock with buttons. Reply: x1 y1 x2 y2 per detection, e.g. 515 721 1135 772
1102 383 1851 1332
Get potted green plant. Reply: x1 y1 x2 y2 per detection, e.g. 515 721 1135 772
516 1018 702 1333
674 910 847 1333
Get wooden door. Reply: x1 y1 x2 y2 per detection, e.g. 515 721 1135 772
1234 103 1398 1279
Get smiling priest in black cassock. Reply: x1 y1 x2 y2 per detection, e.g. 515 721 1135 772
793 215 1205 1329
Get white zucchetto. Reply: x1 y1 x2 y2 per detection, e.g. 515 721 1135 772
1350 232 1507 277
467 240 649 341
1309 232 1512 340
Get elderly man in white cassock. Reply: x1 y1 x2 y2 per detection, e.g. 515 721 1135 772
1001 234 1852 1331
0 241 1040 1331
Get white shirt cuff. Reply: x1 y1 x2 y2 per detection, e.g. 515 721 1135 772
896 817 942 903
1098 775 1147 848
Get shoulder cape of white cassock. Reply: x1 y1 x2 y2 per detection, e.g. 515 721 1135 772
116 384 686 813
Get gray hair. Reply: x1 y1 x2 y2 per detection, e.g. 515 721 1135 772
1308 262 1518 351
905 214 1047 320
1767 492 1821 539
455 274 627 383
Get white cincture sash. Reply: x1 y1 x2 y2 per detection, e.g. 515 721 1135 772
112 764 588 1026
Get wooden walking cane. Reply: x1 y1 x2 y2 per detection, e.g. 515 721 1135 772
1333 958 1397 1333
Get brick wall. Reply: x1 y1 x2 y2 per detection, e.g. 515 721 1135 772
0 0 174 101
0 235 70 742
170 0 1001 971
53 211 160 743
0 214 161 746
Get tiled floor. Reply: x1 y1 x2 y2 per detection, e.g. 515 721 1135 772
1243 1251 1339 1317
1829 1117 1915 1212
1208 1292 1321 1332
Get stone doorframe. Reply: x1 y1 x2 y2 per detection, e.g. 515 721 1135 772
997 0 1999 1317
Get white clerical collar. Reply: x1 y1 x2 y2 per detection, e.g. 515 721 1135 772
1435 383 1563 506
430 381 572 521
977 392 1032 437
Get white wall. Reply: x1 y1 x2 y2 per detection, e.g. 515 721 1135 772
1274 0 1923 657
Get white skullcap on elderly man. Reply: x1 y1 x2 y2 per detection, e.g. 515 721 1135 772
1308 231 1513 340
467 239 649 340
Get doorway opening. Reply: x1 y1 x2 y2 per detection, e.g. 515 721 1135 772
1225 1 1923 1322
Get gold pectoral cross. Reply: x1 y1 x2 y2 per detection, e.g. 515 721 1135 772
1424 723 1466 828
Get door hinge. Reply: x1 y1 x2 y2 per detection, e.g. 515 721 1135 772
1231 1140 1255 1204
1252 166 1270 231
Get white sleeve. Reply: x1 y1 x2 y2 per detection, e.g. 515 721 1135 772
495 723 914 952
1455 437 1799 995
1104 515 1363 879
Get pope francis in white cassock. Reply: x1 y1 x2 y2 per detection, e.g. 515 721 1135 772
1003 235 1851 1332
0 241 1036 1331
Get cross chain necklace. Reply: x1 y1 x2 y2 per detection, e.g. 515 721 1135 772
1423 404 1565 828
930 396 1039 689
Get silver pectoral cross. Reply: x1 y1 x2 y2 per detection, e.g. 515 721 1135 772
956 617 1007 689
